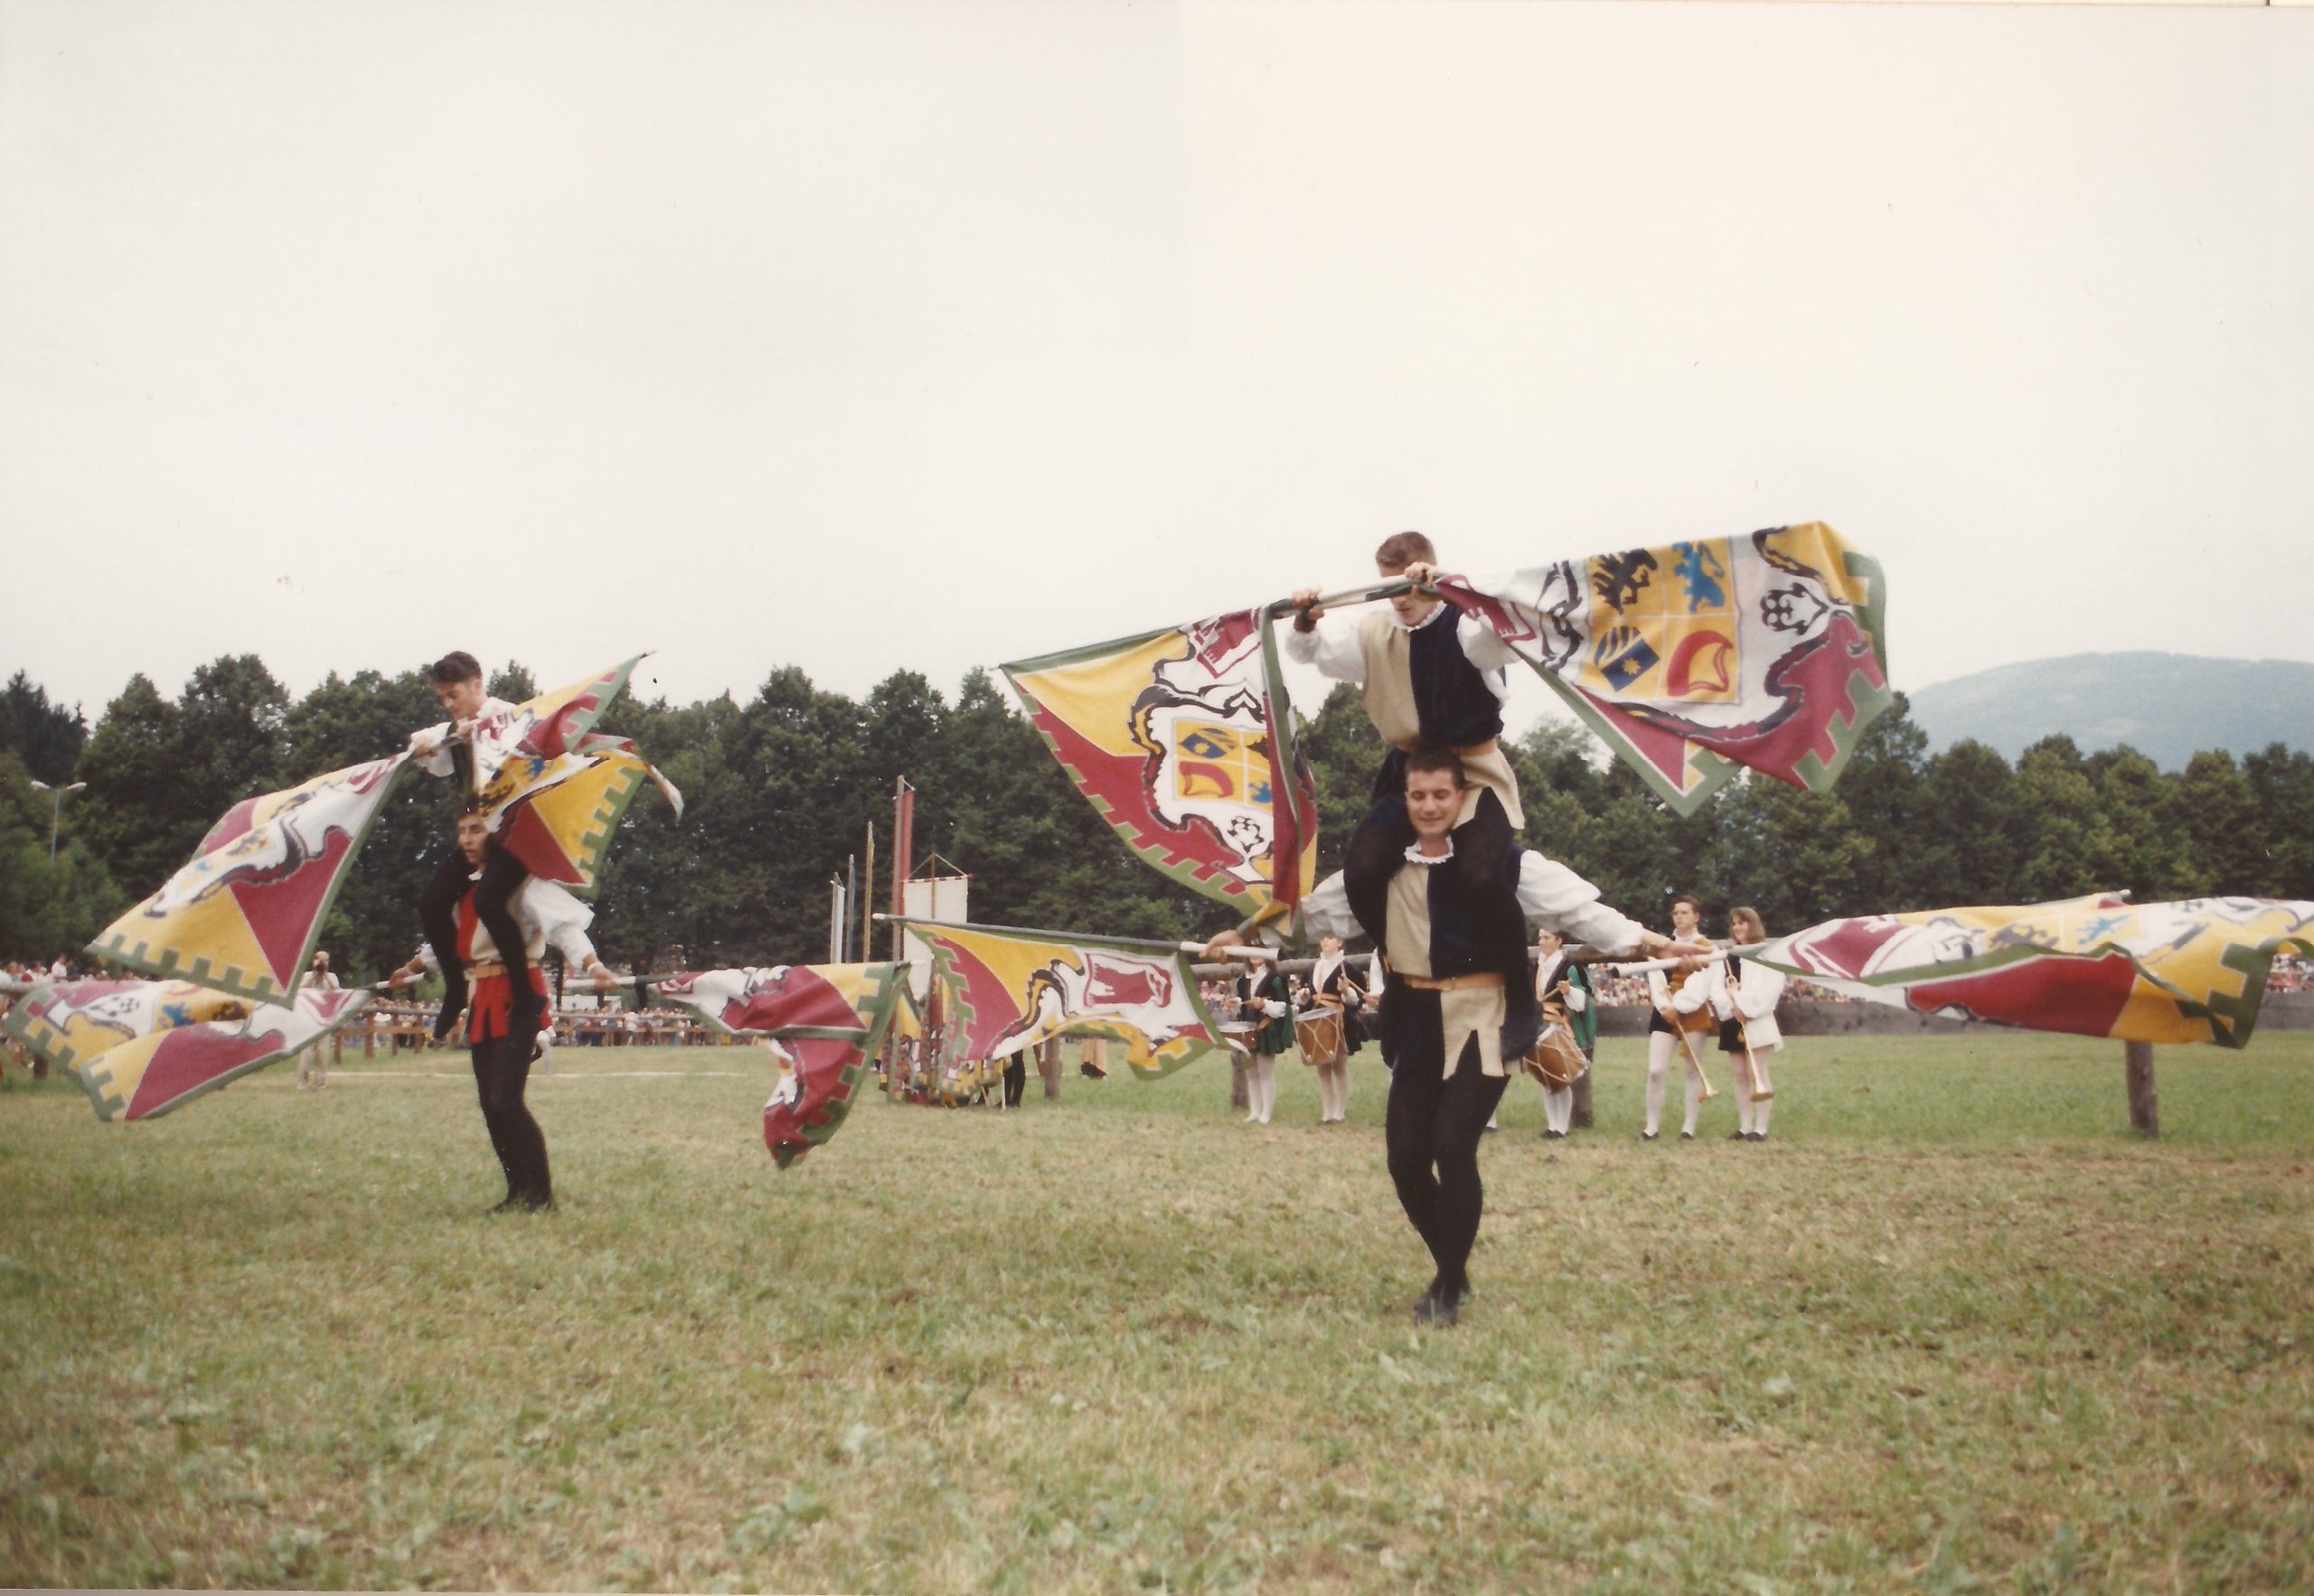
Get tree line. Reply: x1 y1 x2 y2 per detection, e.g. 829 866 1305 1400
3 659 2309 983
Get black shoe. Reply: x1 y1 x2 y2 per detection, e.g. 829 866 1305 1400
1413 1290 1460 1328
1680 1131 1695 1141
1746 1131 1767 1142
1641 1131 1659 1141
1727 1131 1749 1141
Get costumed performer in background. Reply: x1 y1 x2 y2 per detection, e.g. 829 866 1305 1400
385 809 616 1213
1302 932 1365 1124
1237 956 1293 1126
1533 926 1594 1141
1642 893 1715 1142
1301 749 1701 1326
1711 906 1786 1143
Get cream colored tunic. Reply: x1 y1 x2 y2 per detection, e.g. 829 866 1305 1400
1383 859 1508 1080
1353 612 1525 830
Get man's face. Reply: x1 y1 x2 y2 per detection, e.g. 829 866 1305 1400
1670 900 1700 936
456 814 491 866
1320 934 1343 957
1379 561 1439 628
1406 767 1463 842
434 676 486 719
1537 930 1564 958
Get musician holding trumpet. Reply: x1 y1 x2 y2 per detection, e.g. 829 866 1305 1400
1642 894 1719 1141
1706 906 1785 1141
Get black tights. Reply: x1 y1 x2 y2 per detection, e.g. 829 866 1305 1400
1002 1055 1026 1107
1384 1019 1510 1307
471 1033 551 1207
419 846 534 1040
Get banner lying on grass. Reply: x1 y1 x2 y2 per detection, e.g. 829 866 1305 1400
4 978 372 1122
1438 522 1891 814
1748 895 2314 1047
653 962 907 1168
89 755 410 1005
895 918 1225 1079
1003 611 1318 935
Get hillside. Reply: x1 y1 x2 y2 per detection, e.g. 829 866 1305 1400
1905 652 2314 769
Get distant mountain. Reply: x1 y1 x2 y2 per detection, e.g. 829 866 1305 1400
1905 652 2314 770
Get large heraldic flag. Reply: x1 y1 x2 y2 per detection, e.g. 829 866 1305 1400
652 962 907 1169
471 656 682 894
3 978 373 1122
897 919 1226 1079
1440 522 1892 816
90 754 411 1005
1003 610 1319 934
1747 895 2314 1048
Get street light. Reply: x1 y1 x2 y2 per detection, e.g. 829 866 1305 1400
26 780 88 862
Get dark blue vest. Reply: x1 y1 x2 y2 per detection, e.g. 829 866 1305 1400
1409 611 1502 749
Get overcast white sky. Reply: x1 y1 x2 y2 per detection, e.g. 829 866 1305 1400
4 0 2309 739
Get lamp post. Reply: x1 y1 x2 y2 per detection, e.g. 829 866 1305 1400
25 780 87 861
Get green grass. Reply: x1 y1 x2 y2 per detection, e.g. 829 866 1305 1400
4 1031 2311 1592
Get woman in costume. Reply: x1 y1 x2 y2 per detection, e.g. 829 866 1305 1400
1711 906 1786 1142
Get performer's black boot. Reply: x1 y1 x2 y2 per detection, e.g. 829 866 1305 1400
419 855 471 1040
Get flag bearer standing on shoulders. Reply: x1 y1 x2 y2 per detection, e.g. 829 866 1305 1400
1283 531 1529 955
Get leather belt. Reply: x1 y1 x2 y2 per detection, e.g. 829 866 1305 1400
1397 972 1503 993
465 962 508 980
1392 737 1500 759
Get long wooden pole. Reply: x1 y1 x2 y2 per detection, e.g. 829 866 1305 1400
2124 1040 2159 1137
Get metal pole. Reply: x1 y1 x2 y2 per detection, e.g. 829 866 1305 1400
861 823 876 963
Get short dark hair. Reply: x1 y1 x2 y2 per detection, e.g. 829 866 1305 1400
1404 746 1466 787
1670 893 1702 915
1375 530 1437 570
428 652 483 687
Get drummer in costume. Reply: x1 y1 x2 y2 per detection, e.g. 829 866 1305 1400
1302 749 1692 1326
1284 532 1528 955
1236 959 1293 1126
409 652 544 1047
387 810 616 1212
1299 933 1366 1124
1532 927 1595 1140
1642 893 1717 1141
1710 906 1786 1142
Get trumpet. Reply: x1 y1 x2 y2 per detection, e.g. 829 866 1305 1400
1737 1034 1772 1100
1661 1001 1718 1101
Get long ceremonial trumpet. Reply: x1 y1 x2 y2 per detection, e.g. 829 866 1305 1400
1673 1013 1719 1101
1739 1036 1772 1101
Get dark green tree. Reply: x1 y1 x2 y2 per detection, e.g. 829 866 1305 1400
0 671 89 787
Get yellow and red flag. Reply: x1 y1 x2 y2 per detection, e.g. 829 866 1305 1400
5 977 372 1122
90 755 409 1005
897 918 1225 1079
1440 522 1891 814
653 962 907 1168
1750 895 2314 1048
1003 612 1319 935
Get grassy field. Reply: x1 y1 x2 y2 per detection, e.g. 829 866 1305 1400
3 1030 2311 1592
